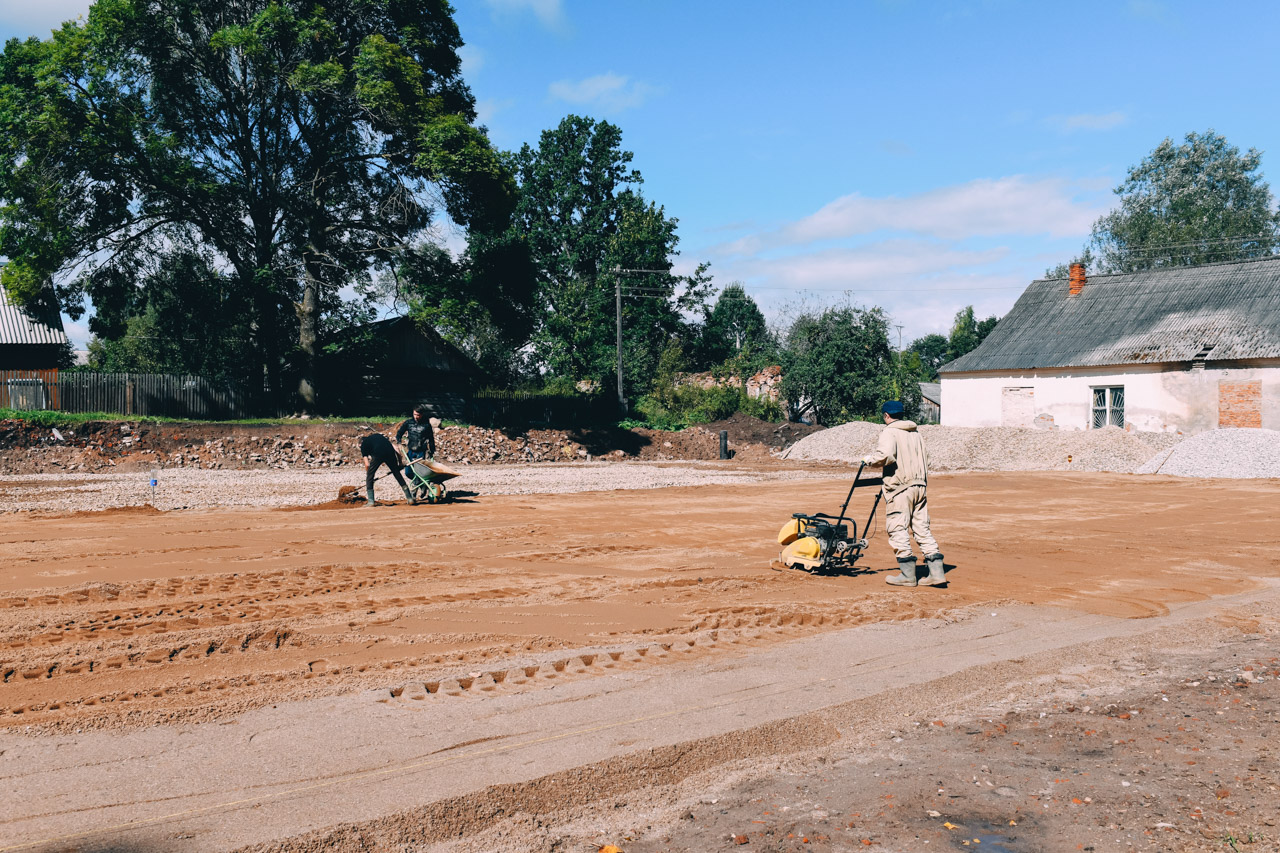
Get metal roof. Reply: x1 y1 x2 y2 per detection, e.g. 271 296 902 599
940 256 1280 373
0 285 69 347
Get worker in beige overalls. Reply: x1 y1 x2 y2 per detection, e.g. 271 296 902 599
861 401 946 587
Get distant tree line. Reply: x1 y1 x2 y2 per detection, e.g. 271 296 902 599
0 0 986 426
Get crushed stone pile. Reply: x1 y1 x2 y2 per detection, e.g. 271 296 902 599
1136 428 1280 478
783 422 1185 473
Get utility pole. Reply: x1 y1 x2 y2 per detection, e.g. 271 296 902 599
894 324 905 398
612 267 678 414
615 271 625 412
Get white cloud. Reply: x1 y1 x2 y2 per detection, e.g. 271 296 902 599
0 0 91 35
482 0 564 29
475 98 513 127
1054 111 1128 132
61 316 90 349
457 45 484 76
741 241 1009 290
548 72 658 112
716 176 1106 256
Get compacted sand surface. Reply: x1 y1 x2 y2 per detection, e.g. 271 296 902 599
1 467 1278 851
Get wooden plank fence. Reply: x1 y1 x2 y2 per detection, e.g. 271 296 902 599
1 371 251 419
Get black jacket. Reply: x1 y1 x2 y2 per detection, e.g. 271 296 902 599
359 433 398 463
395 418 436 456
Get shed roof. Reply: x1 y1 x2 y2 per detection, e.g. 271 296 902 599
918 382 941 403
0 285 69 347
941 256 1280 374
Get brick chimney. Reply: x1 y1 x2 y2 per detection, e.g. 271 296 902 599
1068 262 1086 296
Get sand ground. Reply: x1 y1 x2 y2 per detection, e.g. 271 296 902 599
1 468 1278 851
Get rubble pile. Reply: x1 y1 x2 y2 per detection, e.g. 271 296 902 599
0 419 731 475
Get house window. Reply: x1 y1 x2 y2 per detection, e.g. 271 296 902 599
1091 386 1124 428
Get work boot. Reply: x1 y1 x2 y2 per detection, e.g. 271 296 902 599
886 556 918 587
402 485 418 506
919 553 947 586
364 486 376 507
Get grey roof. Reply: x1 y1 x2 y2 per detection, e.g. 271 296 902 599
0 285 69 347
918 382 941 403
941 257 1280 373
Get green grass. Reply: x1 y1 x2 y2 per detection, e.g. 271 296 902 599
0 409 470 428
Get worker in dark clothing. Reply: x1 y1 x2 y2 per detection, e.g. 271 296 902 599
359 432 416 507
395 404 437 462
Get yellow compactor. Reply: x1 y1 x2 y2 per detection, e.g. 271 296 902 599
773 462 883 574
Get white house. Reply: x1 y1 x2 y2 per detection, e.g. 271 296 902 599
939 258 1280 433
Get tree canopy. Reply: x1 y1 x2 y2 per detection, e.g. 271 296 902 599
1051 131 1280 275
906 333 949 382
0 0 511 408
944 305 997 363
697 283 773 368
779 305 902 425
508 114 709 398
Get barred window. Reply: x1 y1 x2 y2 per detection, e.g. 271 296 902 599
1091 386 1124 428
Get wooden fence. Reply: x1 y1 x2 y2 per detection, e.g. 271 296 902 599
1 370 251 419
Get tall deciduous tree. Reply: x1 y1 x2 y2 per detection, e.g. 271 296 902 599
945 305 997 363
509 114 708 396
698 283 772 368
906 333 949 382
779 306 909 425
0 0 511 409
1069 131 1280 274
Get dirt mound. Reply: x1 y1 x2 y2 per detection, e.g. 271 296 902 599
703 412 823 450
0 419 763 475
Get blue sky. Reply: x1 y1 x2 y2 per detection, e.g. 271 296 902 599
4 0 1280 348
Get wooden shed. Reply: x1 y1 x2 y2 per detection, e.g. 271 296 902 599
1 286 69 371
322 316 479 418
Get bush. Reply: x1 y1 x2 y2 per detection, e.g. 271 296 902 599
634 385 782 430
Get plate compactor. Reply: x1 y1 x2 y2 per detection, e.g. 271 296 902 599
773 462 883 574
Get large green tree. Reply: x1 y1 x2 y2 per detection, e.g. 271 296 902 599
945 305 997 363
0 0 511 409
779 305 911 425
906 332 949 382
1057 131 1280 274
86 250 263 381
508 114 709 398
697 283 773 369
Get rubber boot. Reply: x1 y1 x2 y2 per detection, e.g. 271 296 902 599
364 486 376 507
402 485 418 506
918 553 947 586
886 556 918 586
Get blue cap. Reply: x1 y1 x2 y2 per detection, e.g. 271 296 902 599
881 400 905 416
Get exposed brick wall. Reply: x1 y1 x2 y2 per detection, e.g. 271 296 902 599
1218 380 1262 428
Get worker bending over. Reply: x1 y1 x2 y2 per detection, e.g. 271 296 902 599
861 401 946 587
395 404 437 462
360 431 416 507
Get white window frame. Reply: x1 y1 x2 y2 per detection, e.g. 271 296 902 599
1090 385 1124 429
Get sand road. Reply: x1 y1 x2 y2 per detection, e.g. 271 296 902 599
1 471 1278 851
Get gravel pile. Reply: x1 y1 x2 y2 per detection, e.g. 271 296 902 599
783 422 1185 473
1136 428 1280 478
0 462 833 514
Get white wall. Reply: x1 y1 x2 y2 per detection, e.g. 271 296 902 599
940 362 1280 433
